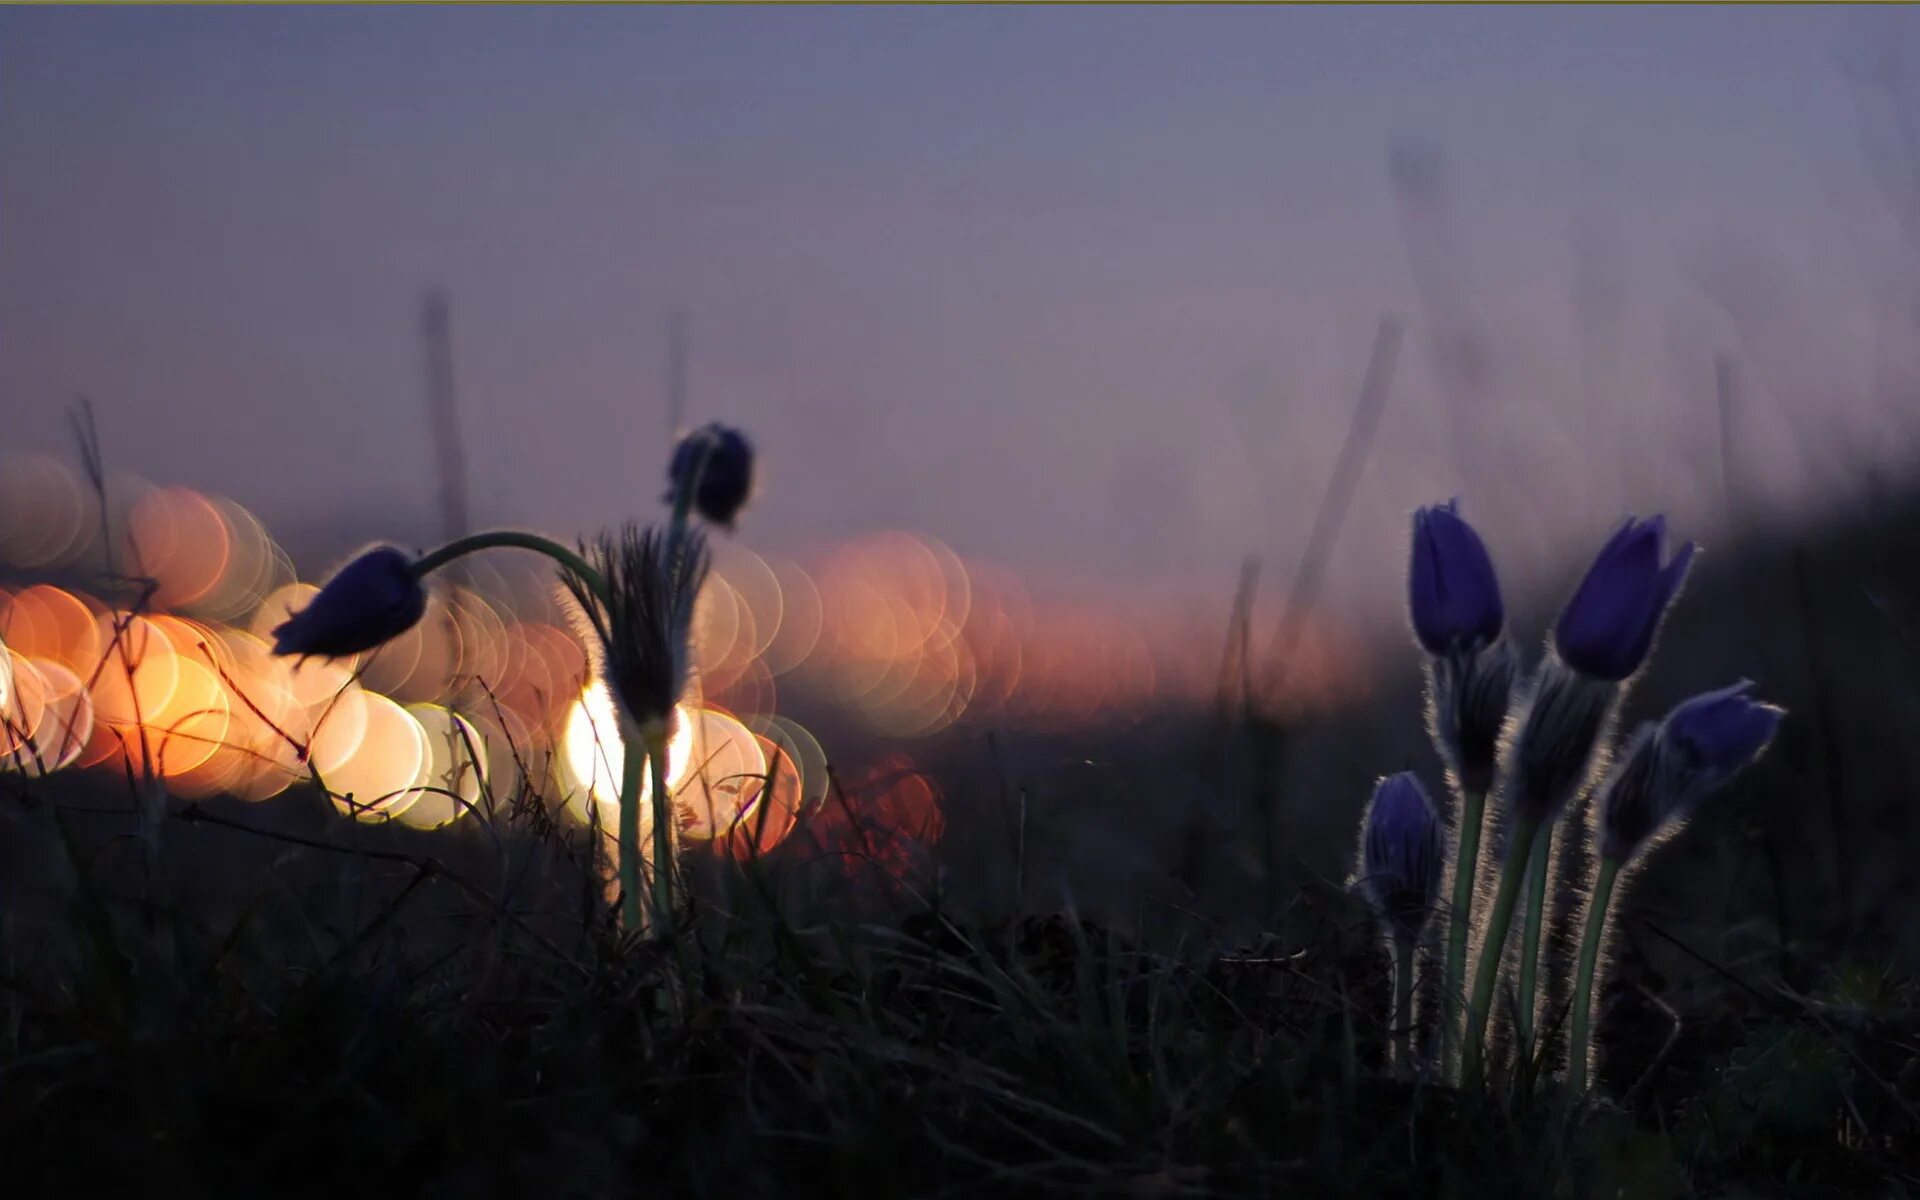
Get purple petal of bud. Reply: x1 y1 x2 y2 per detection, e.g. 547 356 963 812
667 423 755 528
1554 515 1696 681
1358 772 1445 946
271 546 426 659
1661 679 1784 797
1599 682 1783 862
1408 500 1505 656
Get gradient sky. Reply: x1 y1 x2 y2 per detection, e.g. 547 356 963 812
5 6 1918 635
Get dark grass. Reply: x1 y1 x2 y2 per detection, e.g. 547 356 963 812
6 478 1920 1197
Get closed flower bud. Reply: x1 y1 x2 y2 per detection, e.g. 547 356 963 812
1553 515 1695 681
667 422 755 528
1408 500 1505 656
1600 681 1784 862
272 546 427 659
1358 772 1445 947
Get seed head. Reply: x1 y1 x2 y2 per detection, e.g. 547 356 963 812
565 523 708 731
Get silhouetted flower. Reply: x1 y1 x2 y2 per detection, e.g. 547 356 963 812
565 523 708 731
1359 772 1445 946
1409 501 1504 656
1554 515 1695 681
272 546 426 659
666 423 755 528
1600 681 1784 862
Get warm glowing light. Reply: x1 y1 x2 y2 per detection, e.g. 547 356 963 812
558 681 696 831
325 692 428 822
394 704 489 829
673 707 767 841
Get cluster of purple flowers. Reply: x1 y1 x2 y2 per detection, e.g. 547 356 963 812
1356 501 1782 1091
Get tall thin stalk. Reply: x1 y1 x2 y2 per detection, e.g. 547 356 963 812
1568 856 1621 1095
1513 825 1554 1063
1464 813 1541 1089
1441 787 1486 1072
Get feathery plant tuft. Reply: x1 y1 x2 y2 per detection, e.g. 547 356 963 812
562 522 710 933
271 419 756 936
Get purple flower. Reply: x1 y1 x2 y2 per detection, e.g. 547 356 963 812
1409 501 1505 656
1359 772 1445 946
1554 515 1696 681
1599 681 1784 861
272 546 426 659
667 423 755 528
1662 680 1784 795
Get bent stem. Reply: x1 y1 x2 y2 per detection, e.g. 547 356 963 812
1464 813 1542 1090
644 719 675 938
1568 855 1622 1095
412 530 609 603
1514 824 1554 1067
1393 937 1416 1079
1442 788 1487 1074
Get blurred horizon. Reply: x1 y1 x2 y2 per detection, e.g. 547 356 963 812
7 5 1920 649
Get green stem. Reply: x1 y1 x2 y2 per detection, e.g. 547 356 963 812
1393 937 1416 1080
645 721 675 938
1568 856 1621 1095
411 530 608 602
1464 814 1541 1090
1514 824 1554 1066
616 725 645 933
1442 788 1487 1075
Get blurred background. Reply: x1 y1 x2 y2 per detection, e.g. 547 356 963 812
4 6 1920 968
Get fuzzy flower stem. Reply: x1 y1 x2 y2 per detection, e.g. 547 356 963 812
411 530 610 603
1441 787 1486 1073
644 719 675 937
1464 813 1542 1089
617 722 647 933
1393 938 1416 1080
1568 855 1621 1095
1514 826 1553 1064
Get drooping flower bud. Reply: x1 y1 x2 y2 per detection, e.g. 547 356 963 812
564 523 708 732
1358 772 1445 947
666 422 755 529
1554 515 1695 681
1409 500 1504 657
1599 681 1784 863
272 546 427 659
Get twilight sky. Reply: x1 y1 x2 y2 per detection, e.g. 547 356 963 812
5 5 1919 637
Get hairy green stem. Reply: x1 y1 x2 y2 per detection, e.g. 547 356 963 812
644 721 675 937
1464 813 1541 1090
1441 788 1487 1075
1393 937 1416 1079
1514 824 1554 1065
1568 855 1621 1095
617 726 645 933
411 530 608 602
